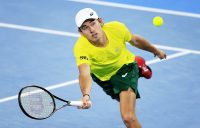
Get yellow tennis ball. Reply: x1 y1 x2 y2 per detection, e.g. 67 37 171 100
153 16 164 27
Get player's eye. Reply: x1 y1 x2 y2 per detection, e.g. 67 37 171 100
90 21 95 26
81 26 88 30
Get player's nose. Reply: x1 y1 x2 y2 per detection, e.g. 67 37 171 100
89 26 95 33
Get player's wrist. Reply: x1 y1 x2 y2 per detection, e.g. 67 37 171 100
83 94 90 99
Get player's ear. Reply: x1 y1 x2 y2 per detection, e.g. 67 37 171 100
98 18 104 26
78 28 83 35
78 27 82 32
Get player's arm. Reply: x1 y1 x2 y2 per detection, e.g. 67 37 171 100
78 63 92 109
129 34 166 59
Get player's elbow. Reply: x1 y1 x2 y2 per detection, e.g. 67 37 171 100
129 34 141 47
133 35 142 46
78 64 90 74
79 73 90 79
79 69 91 82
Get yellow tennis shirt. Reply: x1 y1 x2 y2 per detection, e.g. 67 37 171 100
74 21 135 81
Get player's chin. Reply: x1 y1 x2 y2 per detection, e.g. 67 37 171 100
90 35 99 41
90 37 98 42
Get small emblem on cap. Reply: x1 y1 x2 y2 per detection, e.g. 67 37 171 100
90 12 93 16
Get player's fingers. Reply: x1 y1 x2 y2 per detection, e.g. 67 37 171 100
164 53 167 59
81 99 88 109
77 103 86 109
82 100 91 109
158 51 167 59
77 98 86 109
86 101 91 109
78 97 91 109
161 53 167 59
87 101 92 108
83 101 90 109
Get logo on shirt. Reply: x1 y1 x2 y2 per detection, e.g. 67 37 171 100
80 56 88 60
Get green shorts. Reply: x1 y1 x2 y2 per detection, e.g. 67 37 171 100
91 62 140 99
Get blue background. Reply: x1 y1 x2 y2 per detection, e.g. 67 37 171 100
0 0 200 128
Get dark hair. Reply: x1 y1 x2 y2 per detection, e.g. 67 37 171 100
78 18 97 32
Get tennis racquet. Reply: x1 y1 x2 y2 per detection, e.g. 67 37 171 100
18 85 91 120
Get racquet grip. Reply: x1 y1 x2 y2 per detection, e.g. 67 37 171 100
70 101 92 106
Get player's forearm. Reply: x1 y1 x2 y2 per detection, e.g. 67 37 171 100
79 74 92 96
130 34 158 55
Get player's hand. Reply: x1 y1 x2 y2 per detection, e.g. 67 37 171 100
78 94 91 109
154 49 167 59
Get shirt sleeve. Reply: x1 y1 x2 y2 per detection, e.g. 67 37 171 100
74 43 91 66
122 23 133 42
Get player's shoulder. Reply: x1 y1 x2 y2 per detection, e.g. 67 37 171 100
104 21 127 28
103 21 129 33
74 36 88 51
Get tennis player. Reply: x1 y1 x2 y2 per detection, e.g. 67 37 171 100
74 8 166 128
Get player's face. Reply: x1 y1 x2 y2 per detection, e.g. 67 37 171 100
79 19 103 43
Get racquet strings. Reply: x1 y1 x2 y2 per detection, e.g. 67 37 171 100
19 86 55 119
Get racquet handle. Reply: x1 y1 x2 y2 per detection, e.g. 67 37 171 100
69 101 92 106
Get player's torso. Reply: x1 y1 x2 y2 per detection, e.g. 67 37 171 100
89 30 126 66
74 21 134 80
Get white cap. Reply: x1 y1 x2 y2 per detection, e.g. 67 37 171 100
75 8 98 27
